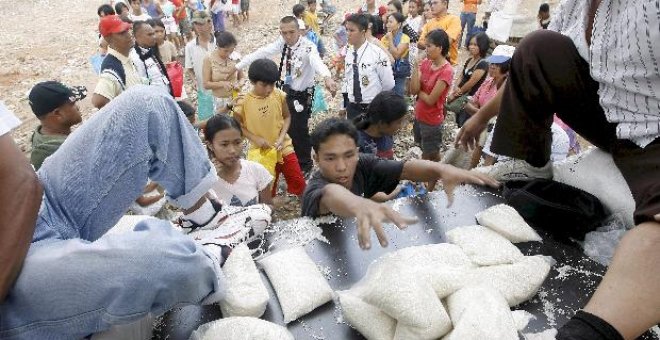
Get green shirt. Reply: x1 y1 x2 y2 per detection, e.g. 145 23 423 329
30 126 67 170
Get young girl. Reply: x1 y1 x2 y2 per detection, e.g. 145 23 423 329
405 0 423 34
204 114 274 207
381 13 411 97
153 18 178 63
410 29 452 166
354 90 408 160
354 91 408 201
202 31 243 114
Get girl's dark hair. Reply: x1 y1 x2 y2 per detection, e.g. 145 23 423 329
387 0 403 13
292 4 305 17
426 29 450 58
150 18 165 29
389 12 406 25
248 58 280 84
204 114 243 142
539 3 550 13
471 32 490 58
214 31 238 48
114 2 129 15
367 14 386 37
409 0 423 15
98 4 116 16
310 118 359 152
177 101 196 118
353 91 407 130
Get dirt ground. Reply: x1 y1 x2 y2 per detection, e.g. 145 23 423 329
1 0 495 220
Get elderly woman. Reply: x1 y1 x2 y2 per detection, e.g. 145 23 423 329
463 44 513 168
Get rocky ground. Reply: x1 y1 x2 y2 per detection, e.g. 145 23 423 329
2 0 491 221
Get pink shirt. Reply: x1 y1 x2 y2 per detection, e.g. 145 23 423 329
473 76 499 108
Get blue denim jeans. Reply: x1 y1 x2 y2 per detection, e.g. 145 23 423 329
460 11 477 48
393 77 407 97
0 86 225 340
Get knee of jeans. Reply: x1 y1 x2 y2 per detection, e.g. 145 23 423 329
517 30 572 57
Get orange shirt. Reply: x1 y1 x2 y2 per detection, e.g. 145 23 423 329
419 14 462 65
462 0 479 13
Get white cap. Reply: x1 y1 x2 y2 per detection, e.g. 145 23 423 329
486 45 515 64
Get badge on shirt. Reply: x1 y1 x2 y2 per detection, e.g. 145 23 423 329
295 68 302 79
361 75 370 87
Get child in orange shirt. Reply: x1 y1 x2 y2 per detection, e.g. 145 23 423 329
233 59 306 197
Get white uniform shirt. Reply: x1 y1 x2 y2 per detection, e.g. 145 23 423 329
236 36 331 92
130 47 171 96
550 0 660 148
0 101 20 137
342 41 395 104
185 37 216 88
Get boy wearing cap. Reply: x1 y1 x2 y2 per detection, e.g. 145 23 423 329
92 15 142 109
185 10 216 120
29 81 87 170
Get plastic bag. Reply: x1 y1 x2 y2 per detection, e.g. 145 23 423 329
166 61 184 98
247 148 277 177
197 89 215 121
311 84 328 114
90 53 105 75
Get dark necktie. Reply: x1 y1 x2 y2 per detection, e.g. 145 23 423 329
286 46 292 78
353 48 363 104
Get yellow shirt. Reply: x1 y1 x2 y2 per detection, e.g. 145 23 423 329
302 11 320 34
234 89 294 161
381 33 410 59
419 14 462 65
462 0 479 13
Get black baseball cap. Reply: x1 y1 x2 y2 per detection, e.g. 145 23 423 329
28 81 87 117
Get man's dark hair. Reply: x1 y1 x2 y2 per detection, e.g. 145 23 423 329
311 118 359 152
97 4 116 17
346 14 369 32
539 3 550 13
150 18 165 29
248 59 280 84
132 20 151 36
354 91 407 130
292 4 305 17
426 29 450 57
214 31 237 48
177 101 196 118
471 32 490 58
280 15 299 25
387 0 403 13
114 2 129 15
307 0 317 4
204 114 243 142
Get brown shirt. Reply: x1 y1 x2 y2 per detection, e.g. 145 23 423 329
204 52 238 98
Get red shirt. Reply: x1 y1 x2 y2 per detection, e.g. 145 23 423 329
415 59 453 125
232 0 239 4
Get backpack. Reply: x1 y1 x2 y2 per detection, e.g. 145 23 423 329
502 179 608 241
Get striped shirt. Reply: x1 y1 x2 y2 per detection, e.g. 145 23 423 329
550 0 660 148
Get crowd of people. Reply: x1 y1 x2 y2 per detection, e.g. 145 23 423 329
0 0 658 339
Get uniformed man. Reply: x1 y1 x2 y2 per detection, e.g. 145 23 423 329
236 15 337 174
342 13 395 120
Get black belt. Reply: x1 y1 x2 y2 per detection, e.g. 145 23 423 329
283 85 314 99
347 102 369 112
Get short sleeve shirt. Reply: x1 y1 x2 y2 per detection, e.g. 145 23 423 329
185 37 216 88
419 14 462 65
301 154 405 217
357 130 394 160
211 159 273 207
381 33 411 59
94 48 143 101
414 59 453 125
458 58 488 95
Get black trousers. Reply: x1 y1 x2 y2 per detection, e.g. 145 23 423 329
285 86 314 173
492 30 660 224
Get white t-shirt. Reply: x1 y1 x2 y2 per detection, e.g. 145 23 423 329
211 160 273 207
129 13 152 22
0 101 20 136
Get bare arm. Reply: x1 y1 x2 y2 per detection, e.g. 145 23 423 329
0 134 42 302
259 185 274 207
135 192 165 207
319 183 416 249
455 84 505 149
456 68 486 97
91 93 110 109
409 62 421 95
275 94 291 150
418 78 448 106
